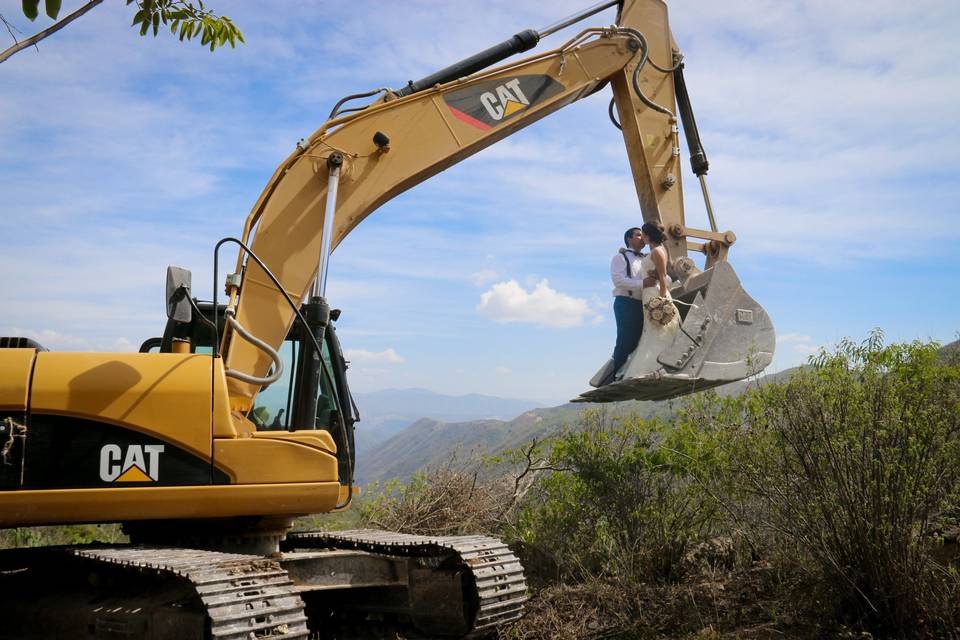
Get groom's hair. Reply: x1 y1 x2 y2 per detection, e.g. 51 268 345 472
624 227 642 247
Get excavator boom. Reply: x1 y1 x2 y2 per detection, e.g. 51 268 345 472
220 0 773 410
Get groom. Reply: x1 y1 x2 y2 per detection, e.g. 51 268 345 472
605 227 659 385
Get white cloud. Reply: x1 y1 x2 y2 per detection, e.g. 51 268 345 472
494 366 512 376
793 344 821 356
477 279 598 328
343 348 405 364
776 333 821 357
471 269 499 286
0 328 136 353
112 337 135 351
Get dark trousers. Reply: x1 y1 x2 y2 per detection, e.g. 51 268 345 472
612 295 644 377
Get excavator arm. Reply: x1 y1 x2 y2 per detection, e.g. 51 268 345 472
221 0 775 414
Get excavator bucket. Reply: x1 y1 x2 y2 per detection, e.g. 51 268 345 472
574 261 775 403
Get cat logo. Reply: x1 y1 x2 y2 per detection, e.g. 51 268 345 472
479 79 530 121
99 444 165 482
444 74 565 131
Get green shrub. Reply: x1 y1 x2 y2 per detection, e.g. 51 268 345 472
0 524 124 549
513 409 722 583
705 332 960 637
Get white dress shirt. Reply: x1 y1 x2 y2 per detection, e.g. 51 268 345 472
611 249 647 299
610 248 671 299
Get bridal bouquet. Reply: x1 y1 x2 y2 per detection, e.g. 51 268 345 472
645 295 677 326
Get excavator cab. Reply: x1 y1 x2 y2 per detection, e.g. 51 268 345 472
144 268 358 484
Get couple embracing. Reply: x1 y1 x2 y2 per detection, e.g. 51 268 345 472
603 222 680 386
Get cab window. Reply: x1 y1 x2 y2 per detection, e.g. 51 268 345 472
249 338 297 430
250 336 339 431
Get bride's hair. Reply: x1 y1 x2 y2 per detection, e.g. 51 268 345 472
641 221 666 245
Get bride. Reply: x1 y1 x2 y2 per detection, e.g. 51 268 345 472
620 221 680 378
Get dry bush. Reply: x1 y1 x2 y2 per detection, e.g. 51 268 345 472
502 563 802 640
500 578 642 640
359 461 515 537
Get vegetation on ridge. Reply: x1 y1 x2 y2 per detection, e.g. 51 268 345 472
353 332 960 638
5 331 960 638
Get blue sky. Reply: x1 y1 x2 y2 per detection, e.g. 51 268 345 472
2 1 958 406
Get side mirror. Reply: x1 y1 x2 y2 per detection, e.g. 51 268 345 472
166 266 193 323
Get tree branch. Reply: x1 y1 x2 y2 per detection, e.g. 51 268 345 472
0 0 104 65
1 14 24 46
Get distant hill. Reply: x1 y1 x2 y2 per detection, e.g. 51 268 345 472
354 368 802 486
351 388 543 450
355 399 674 485
939 339 960 363
354 340 960 486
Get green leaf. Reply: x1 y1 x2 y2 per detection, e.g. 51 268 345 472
22 0 40 21
131 9 146 26
44 0 61 20
152 12 159 36
139 18 150 36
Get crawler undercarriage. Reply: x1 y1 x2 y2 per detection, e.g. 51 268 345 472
0 530 527 639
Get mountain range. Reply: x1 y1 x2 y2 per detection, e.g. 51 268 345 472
353 338 959 486
353 369 797 485
351 388 543 450
354 398 673 485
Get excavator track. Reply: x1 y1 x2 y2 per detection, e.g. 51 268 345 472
0 531 525 639
0 545 310 640
285 529 528 636
72 546 311 639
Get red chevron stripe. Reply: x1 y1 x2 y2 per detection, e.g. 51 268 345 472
448 105 492 131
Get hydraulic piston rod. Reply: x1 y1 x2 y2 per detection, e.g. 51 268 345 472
395 0 620 97
674 62 718 231
314 153 342 299
537 0 619 38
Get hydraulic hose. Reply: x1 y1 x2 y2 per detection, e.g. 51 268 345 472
618 27 675 117
213 237 354 508
222 310 284 387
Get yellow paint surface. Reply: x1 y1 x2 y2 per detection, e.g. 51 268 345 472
30 352 213 459
0 349 36 411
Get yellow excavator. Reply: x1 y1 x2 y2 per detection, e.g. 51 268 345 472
0 1 774 637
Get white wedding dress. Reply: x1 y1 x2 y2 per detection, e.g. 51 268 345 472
619 253 681 379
